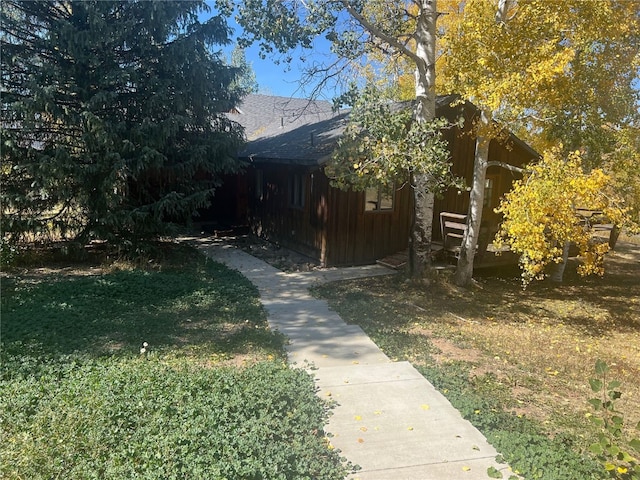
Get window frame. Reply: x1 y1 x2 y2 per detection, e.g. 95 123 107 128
483 174 500 209
364 185 395 213
288 172 305 209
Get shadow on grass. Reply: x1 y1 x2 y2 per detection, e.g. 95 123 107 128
1 251 283 363
315 245 639 339
473 252 640 336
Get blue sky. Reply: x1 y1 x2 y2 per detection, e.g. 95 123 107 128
203 3 337 100
225 30 338 100
230 41 331 99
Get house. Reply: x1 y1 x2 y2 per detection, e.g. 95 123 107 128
208 94 538 267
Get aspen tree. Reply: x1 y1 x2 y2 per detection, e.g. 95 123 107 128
437 0 639 285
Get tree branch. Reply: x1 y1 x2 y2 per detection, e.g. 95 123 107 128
486 161 523 174
339 0 422 66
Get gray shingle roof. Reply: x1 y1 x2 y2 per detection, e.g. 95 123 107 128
228 94 349 166
229 94 537 166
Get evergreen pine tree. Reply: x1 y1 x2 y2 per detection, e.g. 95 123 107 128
1 0 245 246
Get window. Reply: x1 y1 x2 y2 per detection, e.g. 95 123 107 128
289 173 305 208
365 186 394 212
483 176 498 208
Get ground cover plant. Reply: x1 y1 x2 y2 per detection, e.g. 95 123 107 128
314 240 640 479
1 242 350 480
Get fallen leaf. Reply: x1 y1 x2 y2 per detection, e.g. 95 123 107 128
354 415 362 421
357 438 364 443
462 466 471 471
360 427 368 432
420 404 430 410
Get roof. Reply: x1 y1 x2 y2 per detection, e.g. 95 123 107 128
229 94 538 166
228 94 349 166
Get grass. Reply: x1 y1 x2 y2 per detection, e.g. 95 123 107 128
1 242 350 480
313 241 640 479
1 243 282 364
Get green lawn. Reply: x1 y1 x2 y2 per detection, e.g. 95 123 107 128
1 244 349 480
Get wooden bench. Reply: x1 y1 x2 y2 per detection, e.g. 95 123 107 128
440 212 467 257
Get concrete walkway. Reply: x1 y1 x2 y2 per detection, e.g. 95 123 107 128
190 237 514 480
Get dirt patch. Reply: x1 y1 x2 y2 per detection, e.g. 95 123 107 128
427 336 484 365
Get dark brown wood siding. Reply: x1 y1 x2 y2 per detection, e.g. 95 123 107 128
324 182 413 266
247 164 328 261
246 164 413 266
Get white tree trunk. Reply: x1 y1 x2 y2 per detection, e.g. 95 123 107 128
409 0 437 277
496 0 516 24
549 241 570 283
454 2 516 286
454 110 490 286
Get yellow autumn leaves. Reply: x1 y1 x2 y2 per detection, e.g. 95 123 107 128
494 147 627 286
